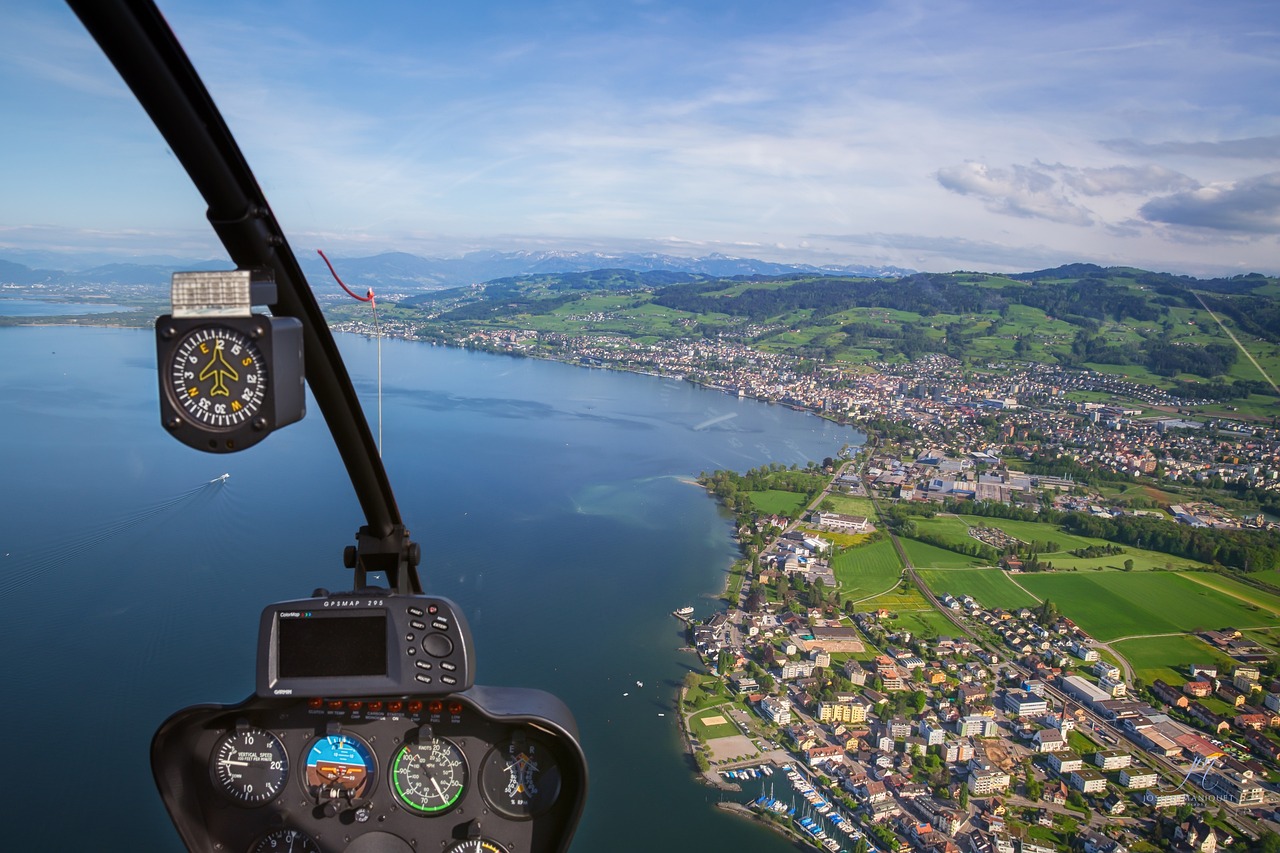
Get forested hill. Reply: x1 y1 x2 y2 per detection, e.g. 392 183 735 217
376 264 1280 408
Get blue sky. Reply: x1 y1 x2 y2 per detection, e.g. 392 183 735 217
2 0 1278 275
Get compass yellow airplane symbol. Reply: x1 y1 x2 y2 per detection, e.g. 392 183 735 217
198 345 239 396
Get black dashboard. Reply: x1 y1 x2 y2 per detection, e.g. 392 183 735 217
153 686 587 853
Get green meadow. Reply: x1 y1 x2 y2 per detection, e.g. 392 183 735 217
1016 571 1280 642
916 568 1040 610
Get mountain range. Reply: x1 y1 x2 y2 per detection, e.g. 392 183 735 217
0 250 914 293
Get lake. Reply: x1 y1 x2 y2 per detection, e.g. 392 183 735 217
0 325 862 851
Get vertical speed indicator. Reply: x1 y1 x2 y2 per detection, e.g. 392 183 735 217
209 727 289 806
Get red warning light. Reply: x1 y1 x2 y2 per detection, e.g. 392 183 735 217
448 702 464 716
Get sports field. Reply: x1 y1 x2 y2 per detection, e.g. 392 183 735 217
690 708 743 740
916 568 1040 610
1017 571 1280 642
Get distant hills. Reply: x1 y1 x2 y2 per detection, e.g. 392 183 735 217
0 249 913 292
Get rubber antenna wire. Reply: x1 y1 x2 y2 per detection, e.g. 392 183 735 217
318 249 383 457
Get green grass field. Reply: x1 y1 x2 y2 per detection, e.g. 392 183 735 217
1112 634 1240 687
1184 572 1280 612
952 515 1208 571
826 495 877 518
900 537 987 568
860 580 933 612
890 608 960 639
1248 569 1280 588
912 515 975 548
1017 571 1280 641
690 708 744 740
747 489 810 517
916 568 1040 609
831 538 903 600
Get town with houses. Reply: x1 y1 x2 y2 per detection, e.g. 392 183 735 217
335 303 1280 853
684 518 1280 853
335 319 1280 509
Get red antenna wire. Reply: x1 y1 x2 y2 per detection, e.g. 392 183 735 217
318 248 375 304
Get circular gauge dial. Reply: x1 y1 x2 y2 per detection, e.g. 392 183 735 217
445 841 508 853
390 736 468 815
168 324 268 430
250 828 320 853
302 733 376 800
209 727 289 806
480 733 561 818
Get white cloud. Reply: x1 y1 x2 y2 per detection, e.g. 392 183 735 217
1049 164 1199 196
936 162 1094 226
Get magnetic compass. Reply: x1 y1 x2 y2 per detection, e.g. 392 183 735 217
168 324 268 429
155 270 304 454
156 314 303 453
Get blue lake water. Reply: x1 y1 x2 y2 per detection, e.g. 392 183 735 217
0 325 862 851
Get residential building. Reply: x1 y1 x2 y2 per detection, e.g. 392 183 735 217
1068 768 1108 794
1142 789 1188 809
969 768 1011 795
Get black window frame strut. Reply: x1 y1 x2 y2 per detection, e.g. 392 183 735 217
66 0 420 592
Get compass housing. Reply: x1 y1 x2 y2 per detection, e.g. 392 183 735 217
157 313 304 453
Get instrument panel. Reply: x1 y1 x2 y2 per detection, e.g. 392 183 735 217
153 687 587 853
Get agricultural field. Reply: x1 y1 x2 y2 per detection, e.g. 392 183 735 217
825 495 877 519
831 538 903 601
1017 571 1280 642
911 515 975 548
1111 634 1239 687
1179 572 1280 612
953 515 1208 571
746 489 810 517
889 608 960 639
900 537 987 569
1248 569 1280 588
916 568 1040 610
859 578 933 613
796 525 869 549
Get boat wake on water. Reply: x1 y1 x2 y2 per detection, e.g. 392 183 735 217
0 478 228 598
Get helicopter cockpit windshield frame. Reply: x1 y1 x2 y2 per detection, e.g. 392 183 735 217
63 1 588 851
